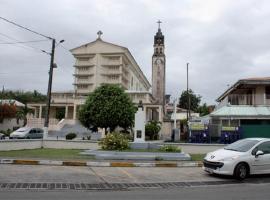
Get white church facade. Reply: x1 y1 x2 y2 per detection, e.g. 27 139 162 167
27 26 168 136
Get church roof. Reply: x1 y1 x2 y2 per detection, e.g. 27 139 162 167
70 35 151 89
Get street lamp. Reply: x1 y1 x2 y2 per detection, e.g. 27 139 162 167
43 39 65 139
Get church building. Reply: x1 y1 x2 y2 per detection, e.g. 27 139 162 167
27 24 168 137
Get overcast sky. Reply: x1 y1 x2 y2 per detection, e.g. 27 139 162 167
1 0 270 104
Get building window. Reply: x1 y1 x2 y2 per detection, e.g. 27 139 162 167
265 86 270 99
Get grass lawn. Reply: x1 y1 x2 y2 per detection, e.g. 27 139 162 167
0 148 94 161
0 149 205 162
190 154 206 161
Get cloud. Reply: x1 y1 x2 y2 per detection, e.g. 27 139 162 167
1 0 270 105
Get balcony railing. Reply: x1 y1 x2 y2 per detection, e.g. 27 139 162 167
227 94 270 105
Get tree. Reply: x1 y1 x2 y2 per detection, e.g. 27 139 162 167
78 84 136 132
0 90 46 125
145 120 161 140
178 89 201 111
197 103 210 116
0 102 17 123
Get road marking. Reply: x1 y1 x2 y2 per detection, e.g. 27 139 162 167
88 167 108 183
117 168 138 182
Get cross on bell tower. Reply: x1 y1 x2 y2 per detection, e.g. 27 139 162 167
97 30 103 39
157 20 162 29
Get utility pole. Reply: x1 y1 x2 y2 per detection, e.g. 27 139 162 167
186 63 189 122
0 17 64 139
43 39 56 139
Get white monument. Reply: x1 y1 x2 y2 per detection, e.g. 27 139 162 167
134 100 146 143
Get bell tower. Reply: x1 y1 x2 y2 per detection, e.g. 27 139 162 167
152 20 166 107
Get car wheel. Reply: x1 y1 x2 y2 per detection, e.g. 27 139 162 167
26 136 30 139
234 163 249 180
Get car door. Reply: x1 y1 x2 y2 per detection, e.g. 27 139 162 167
37 128 43 139
28 128 37 139
250 141 270 174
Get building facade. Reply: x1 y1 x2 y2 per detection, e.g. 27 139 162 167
27 31 164 132
210 77 270 138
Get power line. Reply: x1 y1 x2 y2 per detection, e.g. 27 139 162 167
0 16 52 39
0 32 50 54
0 70 48 75
0 39 48 44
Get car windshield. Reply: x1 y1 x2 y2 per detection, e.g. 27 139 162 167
16 128 29 132
224 139 260 152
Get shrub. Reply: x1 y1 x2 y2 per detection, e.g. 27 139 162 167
99 132 130 150
145 121 161 140
159 145 181 153
66 133 77 140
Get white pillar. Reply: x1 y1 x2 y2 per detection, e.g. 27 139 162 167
65 106 68 119
34 108 37 118
39 106 42 119
158 106 162 122
134 104 146 142
73 105 77 120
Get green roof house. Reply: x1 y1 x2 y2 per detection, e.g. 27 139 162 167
210 77 270 138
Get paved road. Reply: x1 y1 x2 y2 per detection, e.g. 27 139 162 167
0 183 270 200
0 164 225 183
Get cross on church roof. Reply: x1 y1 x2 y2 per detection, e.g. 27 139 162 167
157 20 162 29
97 30 103 39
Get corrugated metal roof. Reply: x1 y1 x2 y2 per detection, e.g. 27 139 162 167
210 105 270 117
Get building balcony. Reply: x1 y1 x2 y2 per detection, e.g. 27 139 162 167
51 93 75 104
73 82 94 85
227 94 270 105
73 71 95 76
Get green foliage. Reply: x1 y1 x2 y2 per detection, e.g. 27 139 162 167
0 90 45 125
79 84 136 132
178 89 201 112
0 129 12 137
99 132 130 150
145 121 161 140
55 107 65 120
65 133 77 140
197 103 210 116
159 145 181 152
0 90 46 104
0 102 17 123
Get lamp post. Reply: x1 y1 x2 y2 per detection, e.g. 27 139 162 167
186 63 189 122
43 39 64 139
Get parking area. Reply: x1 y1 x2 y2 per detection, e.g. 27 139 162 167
0 164 226 184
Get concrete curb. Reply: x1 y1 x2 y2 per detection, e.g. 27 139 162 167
0 158 203 168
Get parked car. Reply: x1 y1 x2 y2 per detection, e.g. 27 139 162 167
9 127 44 139
0 133 5 140
203 138 270 180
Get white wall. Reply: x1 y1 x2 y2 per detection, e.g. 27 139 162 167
0 140 99 151
0 118 23 131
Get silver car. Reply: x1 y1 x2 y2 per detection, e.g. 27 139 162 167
9 127 44 139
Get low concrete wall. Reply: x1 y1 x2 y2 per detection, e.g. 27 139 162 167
0 140 99 151
165 143 226 154
43 140 99 150
0 140 225 154
0 140 42 151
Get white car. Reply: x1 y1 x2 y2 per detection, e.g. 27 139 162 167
203 138 270 180
9 127 44 139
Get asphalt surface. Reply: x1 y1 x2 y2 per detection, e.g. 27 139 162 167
0 183 270 200
0 164 223 183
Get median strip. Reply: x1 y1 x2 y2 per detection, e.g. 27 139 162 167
0 158 203 168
